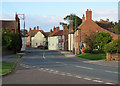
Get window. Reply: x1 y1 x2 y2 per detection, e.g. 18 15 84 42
59 36 61 39
62 42 64 47
62 35 64 39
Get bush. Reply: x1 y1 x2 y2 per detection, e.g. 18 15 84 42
92 49 105 54
83 48 92 53
104 39 120 53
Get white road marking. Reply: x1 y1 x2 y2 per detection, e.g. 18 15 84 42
76 66 94 70
93 80 103 83
60 73 66 75
105 82 113 84
43 52 46 59
75 76 82 78
83 78 91 80
50 70 54 72
32 66 36 67
45 69 49 71
40 68 44 70
105 70 118 74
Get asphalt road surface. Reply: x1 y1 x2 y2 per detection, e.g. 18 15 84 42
2 48 119 85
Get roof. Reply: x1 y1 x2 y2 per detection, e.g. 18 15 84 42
49 30 63 37
28 30 50 38
95 22 113 32
0 20 17 29
44 32 50 38
28 30 39 37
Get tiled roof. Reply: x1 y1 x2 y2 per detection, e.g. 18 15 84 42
49 30 63 37
0 20 17 29
28 30 50 38
95 22 113 32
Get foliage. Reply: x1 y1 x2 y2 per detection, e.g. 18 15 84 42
94 32 112 50
92 49 105 54
83 48 92 53
20 29 28 36
84 32 96 50
104 39 120 53
76 53 106 60
2 28 22 52
60 14 82 30
112 20 120 34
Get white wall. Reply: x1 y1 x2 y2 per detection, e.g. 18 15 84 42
48 36 58 50
31 32 46 48
68 34 74 51
21 37 25 51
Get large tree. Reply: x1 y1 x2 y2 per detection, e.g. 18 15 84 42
60 14 82 30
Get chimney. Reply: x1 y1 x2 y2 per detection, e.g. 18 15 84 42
29 28 31 31
50 29 53 34
56 26 60 32
53 26 56 32
34 27 36 30
37 26 39 31
86 9 92 20
82 14 85 23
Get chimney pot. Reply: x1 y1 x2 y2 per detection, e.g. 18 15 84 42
37 26 39 31
34 27 36 30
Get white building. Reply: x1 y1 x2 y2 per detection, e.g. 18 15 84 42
48 27 64 50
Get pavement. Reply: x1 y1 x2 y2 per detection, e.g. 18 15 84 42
60 51 119 68
2 48 119 84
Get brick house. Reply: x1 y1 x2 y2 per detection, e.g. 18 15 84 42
26 26 50 48
0 13 20 33
74 9 119 54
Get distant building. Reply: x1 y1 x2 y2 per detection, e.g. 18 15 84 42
74 9 119 54
48 26 64 50
26 26 50 48
0 13 20 33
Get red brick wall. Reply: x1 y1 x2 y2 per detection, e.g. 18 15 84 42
63 26 68 50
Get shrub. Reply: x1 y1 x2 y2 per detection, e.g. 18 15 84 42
83 48 92 53
92 49 105 54
104 39 120 53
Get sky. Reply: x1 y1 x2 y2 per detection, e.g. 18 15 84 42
1 1 119 32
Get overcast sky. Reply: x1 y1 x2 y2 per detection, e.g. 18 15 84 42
1 1 119 32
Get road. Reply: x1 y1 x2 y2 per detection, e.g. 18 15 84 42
2 48 119 84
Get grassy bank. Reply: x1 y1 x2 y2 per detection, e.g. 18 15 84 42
76 53 106 60
8 54 23 58
0 61 17 75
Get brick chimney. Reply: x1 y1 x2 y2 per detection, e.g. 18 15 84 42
82 14 85 23
37 26 39 31
56 26 60 32
50 29 53 34
53 26 56 32
34 27 36 30
86 9 92 20
29 27 31 31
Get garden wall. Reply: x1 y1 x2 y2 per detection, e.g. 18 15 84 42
106 53 120 61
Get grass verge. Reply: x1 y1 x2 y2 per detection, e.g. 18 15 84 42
8 54 23 58
76 53 106 60
0 61 17 75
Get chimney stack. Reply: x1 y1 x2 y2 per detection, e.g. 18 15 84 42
37 26 39 31
29 28 31 31
86 9 92 20
34 27 36 30
56 26 59 32
53 26 56 32
50 29 53 34
82 14 85 23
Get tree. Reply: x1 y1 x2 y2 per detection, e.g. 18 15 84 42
20 29 28 36
94 32 112 50
104 39 120 53
60 14 82 30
